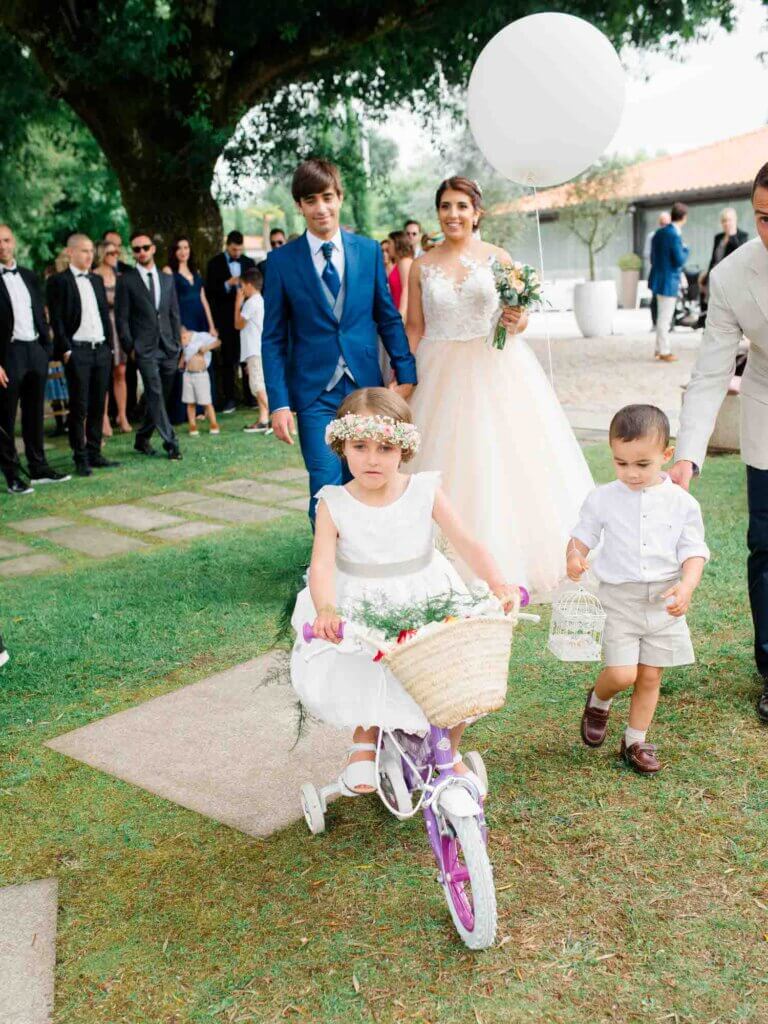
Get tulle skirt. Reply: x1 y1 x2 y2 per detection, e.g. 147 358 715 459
409 334 594 602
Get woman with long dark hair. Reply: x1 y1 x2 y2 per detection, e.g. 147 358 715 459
163 236 217 335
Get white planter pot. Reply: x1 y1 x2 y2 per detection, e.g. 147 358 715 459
573 281 617 337
620 269 640 309
708 392 741 454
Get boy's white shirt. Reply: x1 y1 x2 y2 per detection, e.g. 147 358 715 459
183 330 215 369
240 292 264 362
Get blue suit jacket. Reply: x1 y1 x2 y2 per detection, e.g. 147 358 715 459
648 223 689 297
261 230 417 412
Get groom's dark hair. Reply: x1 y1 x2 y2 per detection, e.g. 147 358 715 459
609 404 670 448
292 159 343 202
752 162 768 199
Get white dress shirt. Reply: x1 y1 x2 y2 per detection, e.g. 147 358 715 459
239 293 264 361
572 475 709 585
1 263 36 341
136 263 161 309
70 266 105 341
307 228 345 282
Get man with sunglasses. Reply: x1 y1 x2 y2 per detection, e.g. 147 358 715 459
115 230 182 459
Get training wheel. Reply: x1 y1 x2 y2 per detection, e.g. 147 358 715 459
300 783 325 834
463 751 488 795
378 752 412 816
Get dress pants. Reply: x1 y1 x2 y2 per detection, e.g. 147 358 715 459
747 466 768 677
654 294 676 356
297 375 356 525
64 342 112 466
135 353 179 451
0 340 48 483
215 327 239 407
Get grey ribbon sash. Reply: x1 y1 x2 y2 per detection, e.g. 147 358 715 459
336 550 433 578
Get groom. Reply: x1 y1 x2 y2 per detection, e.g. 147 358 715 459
262 158 417 521
671 160 768 723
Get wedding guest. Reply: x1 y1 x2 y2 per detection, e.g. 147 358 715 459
387 231 414 318
380 239 393 275
179 326 220 436
102 229 130 273
205 230 255 414
0 224 69 493
164 236 217 336
404 219 423 258
47 233 118 477
115 229 182 460
94 240 131 436
696 208 749 328
421 232 436 254
643 212 670 328
649 202 689 362
44 250 70 437
569 405 708 774
257 227 287 289
672 162 768 722
235 267 269 433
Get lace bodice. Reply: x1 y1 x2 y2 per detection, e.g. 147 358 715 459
420 255 499 342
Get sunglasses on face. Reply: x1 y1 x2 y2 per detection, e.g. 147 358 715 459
132 243 152 253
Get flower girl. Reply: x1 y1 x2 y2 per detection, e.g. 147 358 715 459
291 387 519 794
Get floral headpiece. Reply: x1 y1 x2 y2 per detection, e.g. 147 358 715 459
325 414 421 454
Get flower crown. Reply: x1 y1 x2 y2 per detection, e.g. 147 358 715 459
325 413 421 453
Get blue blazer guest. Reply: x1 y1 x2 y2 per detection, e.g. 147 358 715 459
262 225 417 522
649 222 689 297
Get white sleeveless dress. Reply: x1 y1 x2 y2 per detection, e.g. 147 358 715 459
409 255 594 602
290 472 467 732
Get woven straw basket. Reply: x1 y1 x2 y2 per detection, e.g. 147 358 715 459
383 616 515 727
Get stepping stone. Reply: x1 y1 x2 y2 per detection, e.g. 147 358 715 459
205 479 297 504
84 504 183 532
144 491 204 508
9 516 73 534
282 496 310 513
0 554 62 577
46 654 349 838
45 526 148 558
260 467 309 485
0 878 58 1024
0 539 32 559
149 522 225 542
177 497 287 525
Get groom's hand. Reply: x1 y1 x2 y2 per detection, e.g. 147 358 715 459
669 460 695 491
388 382 414 401
272 408 296 445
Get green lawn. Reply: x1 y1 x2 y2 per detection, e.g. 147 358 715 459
1 432 766 1024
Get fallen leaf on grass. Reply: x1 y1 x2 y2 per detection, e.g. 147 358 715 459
352 973 360 994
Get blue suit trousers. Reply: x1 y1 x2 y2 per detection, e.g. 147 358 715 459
297 376 357 525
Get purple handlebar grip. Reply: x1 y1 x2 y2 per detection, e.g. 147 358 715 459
519 586 530 608
303 621 344 643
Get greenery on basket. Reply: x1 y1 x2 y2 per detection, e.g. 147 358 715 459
344 588 490 640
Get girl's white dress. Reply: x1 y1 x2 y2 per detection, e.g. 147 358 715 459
291 471 466 732
409 255 594 602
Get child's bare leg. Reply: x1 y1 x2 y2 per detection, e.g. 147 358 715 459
257 390 269 424
594 665 637 700
627 664 662 731
449 722 467 772
205 404 219 430
348 725 379 793
186 404 198 430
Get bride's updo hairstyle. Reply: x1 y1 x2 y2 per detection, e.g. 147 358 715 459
435 176 485 226
329 387 417 462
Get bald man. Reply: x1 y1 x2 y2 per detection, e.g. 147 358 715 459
46 233 116 476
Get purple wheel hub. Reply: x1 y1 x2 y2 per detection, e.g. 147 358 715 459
440 833 475 931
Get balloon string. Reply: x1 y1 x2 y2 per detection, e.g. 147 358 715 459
532 183 555 387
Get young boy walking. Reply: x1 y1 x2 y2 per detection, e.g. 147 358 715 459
235 267 269 433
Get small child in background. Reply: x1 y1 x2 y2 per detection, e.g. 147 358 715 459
567 404 709 775
180 327 220 436
235 267 269 434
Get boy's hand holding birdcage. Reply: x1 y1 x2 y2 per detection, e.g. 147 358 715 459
566 539 590 581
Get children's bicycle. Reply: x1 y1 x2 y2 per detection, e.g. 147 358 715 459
299 611 539 949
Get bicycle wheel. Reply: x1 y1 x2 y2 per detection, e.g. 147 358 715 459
439 810 497 949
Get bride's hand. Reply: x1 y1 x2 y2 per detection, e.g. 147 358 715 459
501 305 528 334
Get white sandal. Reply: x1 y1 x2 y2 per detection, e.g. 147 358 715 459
341 742 378 795
452 753 487 798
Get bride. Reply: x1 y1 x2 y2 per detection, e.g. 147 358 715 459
406 176 594 602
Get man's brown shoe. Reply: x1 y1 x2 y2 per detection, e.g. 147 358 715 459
658 353 678 362
620 738 661 774
580 689 610 747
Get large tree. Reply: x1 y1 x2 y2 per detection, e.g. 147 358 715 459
1 0 736 263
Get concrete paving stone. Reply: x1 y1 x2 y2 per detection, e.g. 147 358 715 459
143 490 206 508
259 467 309 485
205 479 297 504
0 878 57 1024
177 497 288 525
0 554 62 577
9 517 74 534
282 496 310 513
149 522 225 542
46 653 350 838
84 504 184 532
0 539 32 559
45 526 148 558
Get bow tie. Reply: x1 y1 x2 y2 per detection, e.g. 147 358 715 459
2 268 18 275
75 273 89 279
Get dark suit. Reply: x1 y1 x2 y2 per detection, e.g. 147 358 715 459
205 250 255 407
0 266 51 482
115 267 181 452
706 229 749 278
47 269 112 466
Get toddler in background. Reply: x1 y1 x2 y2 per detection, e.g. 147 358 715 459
180 327 220 436
235 267 269 434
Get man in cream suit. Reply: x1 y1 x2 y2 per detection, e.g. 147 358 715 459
671 162 768 722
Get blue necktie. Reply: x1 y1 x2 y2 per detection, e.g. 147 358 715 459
321 241 341 300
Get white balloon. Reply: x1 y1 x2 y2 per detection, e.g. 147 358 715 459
467 13 625 188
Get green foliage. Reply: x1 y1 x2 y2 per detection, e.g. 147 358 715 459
345 589 489 639
618 252 643 271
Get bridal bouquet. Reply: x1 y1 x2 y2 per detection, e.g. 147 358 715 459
489 259 542 350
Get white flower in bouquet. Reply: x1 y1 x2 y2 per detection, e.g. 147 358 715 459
488 258 544 350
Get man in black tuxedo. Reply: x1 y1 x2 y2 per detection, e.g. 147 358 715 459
47 233 118 477
115 230 182 459
0 224 70 494
205 230 255 413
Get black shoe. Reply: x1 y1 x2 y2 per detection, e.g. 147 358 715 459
6 477 34 495
30 467 71 484
167 448 183 461
0 634 8 668
758 684 768 724
134 442 157 456
75 462 93 477
221 401 237 415
90 456 121 468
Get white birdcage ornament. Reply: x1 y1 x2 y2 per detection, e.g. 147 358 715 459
548 585 606 662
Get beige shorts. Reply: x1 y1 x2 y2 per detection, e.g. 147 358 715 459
599 580 695 668
182 370 212 406
246 354 265 396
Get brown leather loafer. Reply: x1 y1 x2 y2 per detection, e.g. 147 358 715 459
620 738 661 774
580 688 610 747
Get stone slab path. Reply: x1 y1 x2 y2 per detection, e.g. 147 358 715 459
0 539 32 559
45 525 148 558
0 554 62 577
46 654 350 838
9 517 73 534
143 490 208 508
206 479 298 504
84 504 184 532
282 497 310 513
260 468 309 485
0 878 57 1024
176 496 287 525
149 521 224 542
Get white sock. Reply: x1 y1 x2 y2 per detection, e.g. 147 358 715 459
625 726 647 747
589 691 612 710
